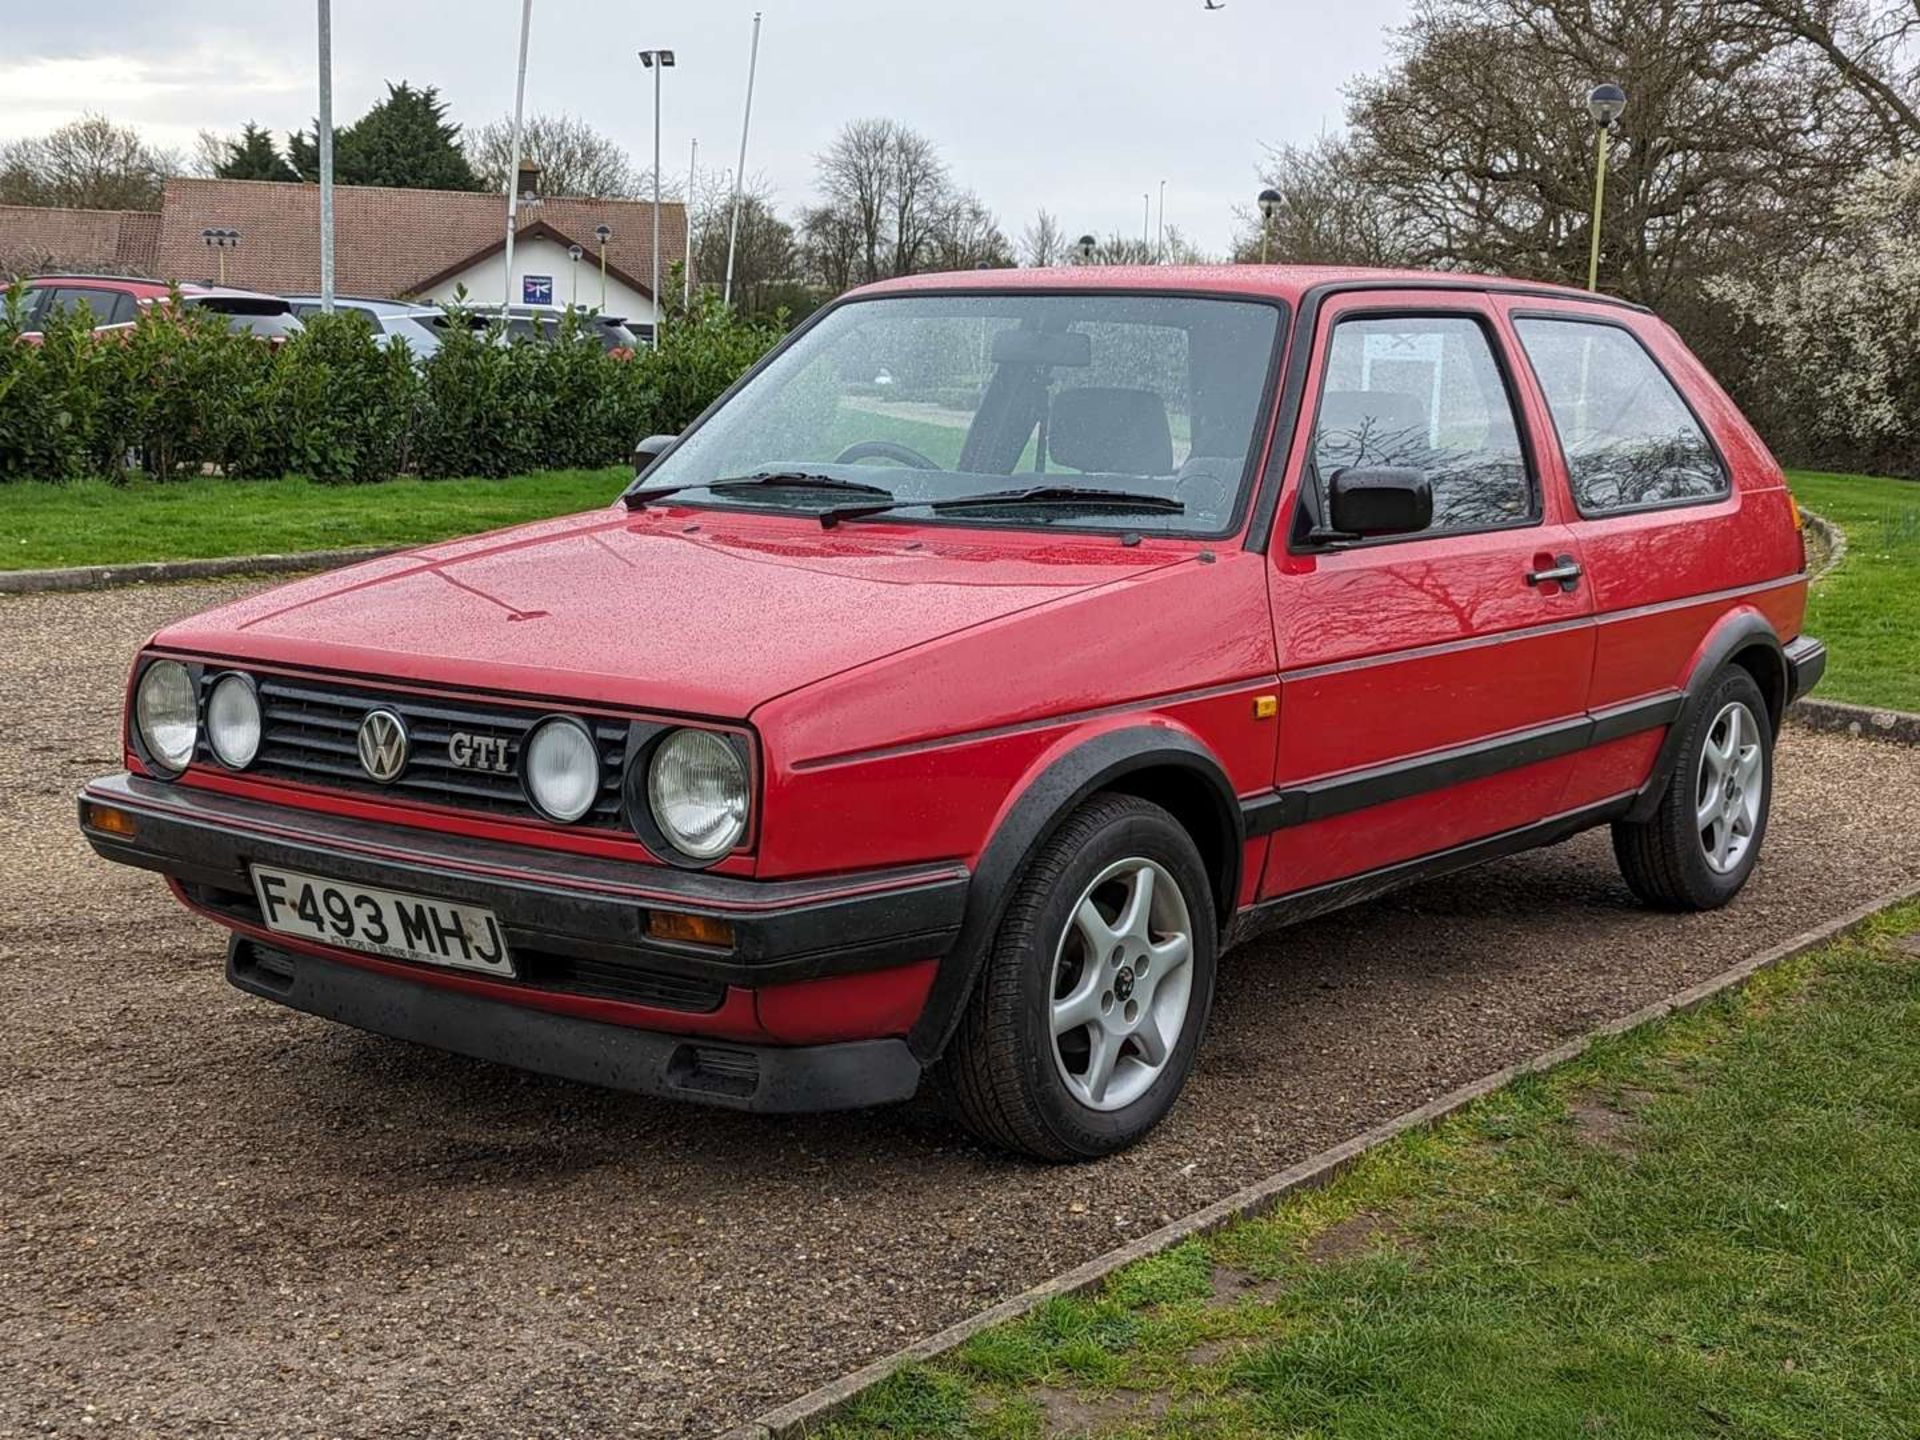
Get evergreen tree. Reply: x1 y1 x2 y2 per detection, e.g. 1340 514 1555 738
290 83 482 192
215 123 297 182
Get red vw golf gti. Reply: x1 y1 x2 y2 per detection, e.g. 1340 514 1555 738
81 267 1824 1159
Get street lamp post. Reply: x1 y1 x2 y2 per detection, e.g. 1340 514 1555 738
593 223 612 311
1586 83 1627 293
568 243 584 307
200 228 239 284
1257 188 1282 264
639 48 675 343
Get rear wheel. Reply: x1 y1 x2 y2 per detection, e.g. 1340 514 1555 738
1612 667 1773 911
940 794 1216 1161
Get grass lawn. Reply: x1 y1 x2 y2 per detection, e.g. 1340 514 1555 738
1788 471 1920 713
0 468 628 571
826 901 1920 1439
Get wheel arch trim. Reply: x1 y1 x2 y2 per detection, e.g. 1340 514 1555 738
907 725 1242 1060
1627 608 1785 823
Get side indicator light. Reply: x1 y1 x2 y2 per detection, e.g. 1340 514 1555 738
646 911 735 949
1254 695 1279 720
83 802 138 837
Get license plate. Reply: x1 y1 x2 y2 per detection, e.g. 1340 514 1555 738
249 865 514 978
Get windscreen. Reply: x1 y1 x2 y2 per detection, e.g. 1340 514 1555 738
636 292 1282 534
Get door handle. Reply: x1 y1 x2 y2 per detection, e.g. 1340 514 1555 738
1525 554 1582 593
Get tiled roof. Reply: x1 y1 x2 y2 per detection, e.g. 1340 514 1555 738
152 177 688 300
0 203 161 278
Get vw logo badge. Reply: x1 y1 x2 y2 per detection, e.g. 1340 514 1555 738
356 709 410 784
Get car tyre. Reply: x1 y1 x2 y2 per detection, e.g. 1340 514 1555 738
940 794 1216 1161
1612 666 1774 911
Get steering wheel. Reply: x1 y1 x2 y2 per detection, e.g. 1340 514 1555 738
835 439 942 470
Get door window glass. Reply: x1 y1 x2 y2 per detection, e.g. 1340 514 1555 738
48 287 115 325
1313 315 1533 535
1513 318 1727 514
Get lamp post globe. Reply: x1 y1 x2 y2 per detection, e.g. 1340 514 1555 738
1588 83 1628 129
1075 234 1098 265
1257 187 1283 264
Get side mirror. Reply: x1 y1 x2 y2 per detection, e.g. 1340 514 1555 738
1326 466 1432 539
632 433 678 475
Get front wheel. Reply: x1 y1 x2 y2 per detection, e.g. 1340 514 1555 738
939 794 1217 1161
1612 666 1774 911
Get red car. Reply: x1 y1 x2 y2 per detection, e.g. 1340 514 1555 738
12 276 304 342
80 267 1823 1159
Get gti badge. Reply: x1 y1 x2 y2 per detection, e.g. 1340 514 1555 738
448 731 512 773
356 709 410 783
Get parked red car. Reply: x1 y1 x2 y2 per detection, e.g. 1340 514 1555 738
80 266 1823 1159
11 276 303 342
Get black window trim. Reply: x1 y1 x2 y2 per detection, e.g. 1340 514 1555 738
629 284 1295 544
1507 308 1732 522
1284 303 1547 555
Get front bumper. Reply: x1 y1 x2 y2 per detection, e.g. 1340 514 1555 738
79 773 969 1109
228 936 923 1112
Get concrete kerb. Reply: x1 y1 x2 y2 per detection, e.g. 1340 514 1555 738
1790 697 1920 746
715 879 1920 1440
0 546 402 595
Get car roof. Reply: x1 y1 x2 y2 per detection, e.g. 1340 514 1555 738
25 275 174 297
285 294 439 314
848 264 1649 313
181 283 295 305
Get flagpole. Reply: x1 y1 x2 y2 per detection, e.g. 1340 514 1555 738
502 0 534 312
317 0 335 312
685 137 697 308
723 11 762 308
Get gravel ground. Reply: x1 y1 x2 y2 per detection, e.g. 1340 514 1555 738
4 579 1917 1440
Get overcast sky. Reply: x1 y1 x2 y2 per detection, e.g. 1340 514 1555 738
0 0 1411 255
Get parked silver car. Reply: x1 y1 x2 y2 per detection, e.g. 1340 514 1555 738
285 295 445 360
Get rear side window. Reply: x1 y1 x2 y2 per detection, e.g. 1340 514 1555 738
48 287 116 324
1513 318 1727 515
1312 315 1534 535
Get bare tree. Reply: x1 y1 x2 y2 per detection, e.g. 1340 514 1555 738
0 113 179 210
468 112 642 198
688 169 797 315
1019 208 1067 267
1726 0 1920 149
1338 0 1880 308
189 129 229 179
1077 227 1211 266
808 118 961 283
1233 135 1412 265
928 191 1014 270
798 202 863 293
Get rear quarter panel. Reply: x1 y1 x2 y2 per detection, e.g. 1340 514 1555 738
1496 299 1807 805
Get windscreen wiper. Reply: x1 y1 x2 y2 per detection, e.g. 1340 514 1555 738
623 470 895 511
818 485 1185 529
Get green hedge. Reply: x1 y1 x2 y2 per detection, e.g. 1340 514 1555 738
0 286 783 486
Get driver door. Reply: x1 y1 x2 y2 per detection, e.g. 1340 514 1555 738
1260 295 1596 900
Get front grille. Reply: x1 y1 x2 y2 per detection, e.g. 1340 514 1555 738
196 672 629 829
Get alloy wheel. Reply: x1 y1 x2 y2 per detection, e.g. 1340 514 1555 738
1696 700 1765 875
1048 856 1194 1112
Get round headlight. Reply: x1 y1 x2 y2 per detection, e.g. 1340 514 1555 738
524 717 601 823
134 660 198 774
647 729 748 860
206 673 261 769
